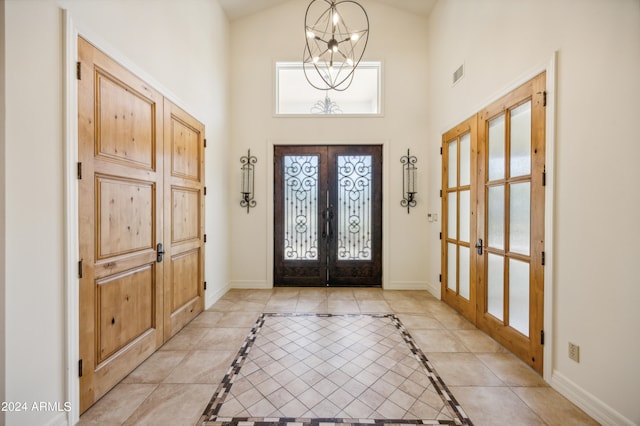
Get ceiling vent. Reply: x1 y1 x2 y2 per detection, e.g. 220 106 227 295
453 63 465 85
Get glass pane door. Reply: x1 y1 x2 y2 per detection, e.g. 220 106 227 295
441 116 477 322
476 72 546 374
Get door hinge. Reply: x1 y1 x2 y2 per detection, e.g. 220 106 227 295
203 281 207 290
541 251 546 266
78 259 83 279
78 359 83 377
204 138 207 148
204 186 207 196
543 91 547 107
76 61 82 80
542 166 546 187
439 274 442 283
439 190 442 198
204 234 207 243
440 147 443 155
77 162 82 180
439 232 442 240
541 330 545 345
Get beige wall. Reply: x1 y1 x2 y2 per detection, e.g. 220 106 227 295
426 0 640 423
228 1 432 290
0 0 6 423
3 0 230 424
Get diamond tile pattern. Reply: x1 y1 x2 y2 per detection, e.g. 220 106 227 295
200 314 470 425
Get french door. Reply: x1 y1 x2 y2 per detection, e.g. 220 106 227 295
274 145 382 287
442 72 546 373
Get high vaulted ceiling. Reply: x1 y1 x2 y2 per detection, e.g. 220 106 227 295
218 0 437 21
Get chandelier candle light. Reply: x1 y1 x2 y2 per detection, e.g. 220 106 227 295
303 0 369 91
401 149 418 213
240 149 257 213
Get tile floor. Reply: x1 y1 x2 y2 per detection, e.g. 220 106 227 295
79 288 599 426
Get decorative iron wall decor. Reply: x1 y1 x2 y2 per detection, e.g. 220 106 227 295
240 149 257 213
401 149 418 213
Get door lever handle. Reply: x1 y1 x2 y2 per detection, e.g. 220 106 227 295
157 243 165 263
475 238 483 255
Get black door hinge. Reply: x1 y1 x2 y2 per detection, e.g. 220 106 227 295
204 281 207 290
78 259 83 279
77 162 82 180
439 274 442 283
439 232 442 240
204 138 207 148
76 61 82 80
439 190 442 198
541 251 546 266
204 234 207 243
440 147 443 155
204 186 207 196
543 91 547 107
79 359 83 377
541 330 545 345
543 166 546 186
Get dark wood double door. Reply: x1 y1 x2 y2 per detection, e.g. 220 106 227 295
274 145 382 287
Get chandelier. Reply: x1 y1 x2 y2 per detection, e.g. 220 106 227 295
303 0 369 91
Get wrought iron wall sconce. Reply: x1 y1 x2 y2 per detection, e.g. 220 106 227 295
240 149 257 213
400 149 418 213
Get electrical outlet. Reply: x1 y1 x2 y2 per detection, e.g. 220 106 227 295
568 342 580 363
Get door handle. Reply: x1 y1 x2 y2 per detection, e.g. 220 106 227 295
157 243 165 263
475 238 483 255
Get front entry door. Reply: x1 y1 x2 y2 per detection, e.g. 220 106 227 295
274 145 382 287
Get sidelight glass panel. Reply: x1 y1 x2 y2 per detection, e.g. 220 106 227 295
283 155 319 260
509 259 530 336
510 101 532 178
488 114 506 181
337 155 372 260
460 133 471 186
448 243 457 291
509 182 531 255
448 193 457 239
459 246 470 300
487 253 504 321
488 185 505 250
459 190 470 243
448 140 457 188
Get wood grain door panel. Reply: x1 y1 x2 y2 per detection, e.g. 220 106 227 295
78 36 164 413
163 99 205 340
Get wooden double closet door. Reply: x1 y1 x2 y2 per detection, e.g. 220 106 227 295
442 73 546 374
77 37 206 412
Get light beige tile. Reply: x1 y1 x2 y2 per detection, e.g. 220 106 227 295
397 313 444 330
79 383 157 425
452 329 507 352
476 352 548 386
122 351 187 384
426 352 504 386
188 311 225 328
411 329 469 352
196 327 251 350
512 387 600 425
449 386 545 425
357 300 391 312
158 326 208 351
327 300 361 313
123 384 215 426
163 350 235 384
214 311 261 327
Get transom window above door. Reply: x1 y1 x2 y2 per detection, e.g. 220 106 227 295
275 62 382 115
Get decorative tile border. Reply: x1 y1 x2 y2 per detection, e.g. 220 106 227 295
199 313 472 426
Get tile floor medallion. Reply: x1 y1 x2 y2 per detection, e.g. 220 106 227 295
199 313 472 426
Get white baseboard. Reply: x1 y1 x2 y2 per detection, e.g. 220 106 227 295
384 281 429 291
424 281 441 299
229 280 271 289
45 412 68 426
551 370 635 426
205 282 230 309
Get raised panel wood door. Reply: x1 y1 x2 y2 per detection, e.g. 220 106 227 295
163 99 205 340
274 145 382 287
78 37 164 412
